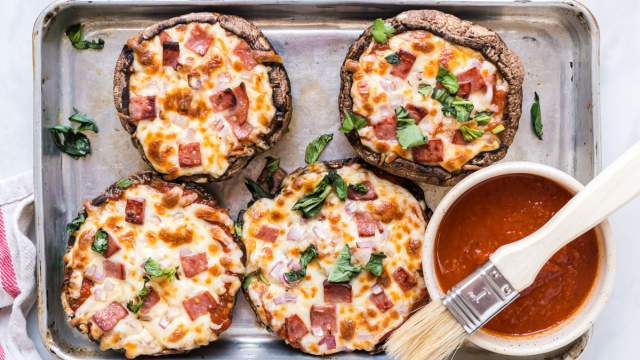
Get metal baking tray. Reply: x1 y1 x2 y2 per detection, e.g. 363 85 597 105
33 0 600 359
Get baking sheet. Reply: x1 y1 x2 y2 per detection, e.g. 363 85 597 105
33 0 600 358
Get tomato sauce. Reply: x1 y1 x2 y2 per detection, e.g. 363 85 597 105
435 174 599 336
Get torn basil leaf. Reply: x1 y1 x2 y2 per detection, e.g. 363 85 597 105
328 245 362 283
330 171 348 201
91 229 109 255
436 66 459 94
65 24 105 50
371 18 395 44
305 134 333 164
69 109 99 133
243 269 269 289
452 98 474 122
245 178 273 201
235 210 245 239
284 244 318 282
264 156 281 190
127 280 150 314
531 92 543 140
349 183 368 195
418 83 433 96
340 111 367 133
459 125 484 142
143 258 177 280
395 106 427 149
66 211 86 235
385 53 400 64
291 175 332 218
364 252 387 277
49 125 92 158
474 111 493 126
491 124 506 134
115 177 134 190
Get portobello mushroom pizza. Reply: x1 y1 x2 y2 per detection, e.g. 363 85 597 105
61 173 244 358
114 12 291 182
339 10 524 186
239 159 430 355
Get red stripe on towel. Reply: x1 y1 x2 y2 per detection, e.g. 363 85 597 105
0 208 20 298
0 341 5 360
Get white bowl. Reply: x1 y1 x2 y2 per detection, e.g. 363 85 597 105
421 161 615 356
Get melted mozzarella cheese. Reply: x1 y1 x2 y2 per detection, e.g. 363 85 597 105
242 163 428 355
63 182 244 359
351 30 508 172
129 22 276 179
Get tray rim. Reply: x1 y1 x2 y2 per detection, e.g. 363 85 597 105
32 0 601 358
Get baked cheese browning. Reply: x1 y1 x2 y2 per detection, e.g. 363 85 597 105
127 22 278 179
349 30 508 172
242 162 428 355
62 175 244 359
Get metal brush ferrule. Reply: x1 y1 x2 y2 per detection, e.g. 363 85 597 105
442 261 519 334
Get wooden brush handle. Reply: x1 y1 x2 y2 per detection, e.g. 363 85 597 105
490 142 640 292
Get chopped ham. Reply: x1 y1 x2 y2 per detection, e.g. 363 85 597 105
457 82 471 97
183 291 217 321
139 289 160 314
69 277 93 311
256 224 279 242
159 31 171 45
232 122 254 141
210 88 236 112
347 181 378 201
354 212 377 237
178 142 202 168
372 42 390 53
452 130 466 145
129 96 156 123
226 83 250 125
457 67 486 93
373 116 396 140
339 320 356 341
321 335 336 350
412 139 444 163
125 198 145 224
390 50 416 79
492 86 507 114
233 40 258 69
285 314 308 343
103 234 121 258
405 104 427 122
92 302 128 331
370 290 394 312
310 305 336 335
252 50 283 64
393 267 417 291
162 41 180 69
185 25 213 56
180 252 208 278
104 260 125 280
323 280 352 304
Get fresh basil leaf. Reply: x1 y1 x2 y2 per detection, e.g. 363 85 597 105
115 177 134 189
292 175 332 218
340 111 367 133
66 211 86 235
418 83 433 96
395 106 427 149
474 111 493 126
371 18 395 44
331 172 348 201
264 156 281 190
284 244 318 282
459 125 484 142
245 178 273 201
452 97 474 122
364 252 387 277
436 66 459 95
349 183 368 195
49 126 92 158
243 269 269 289
394 106 410 122
69 109 98 133
91 229 109 255
531 92 543 140
491 124 505 134
143 258 177 280
65 24 105 50
431 88 453 106
385 53 400 64
305 134 333 164
328 245 362 283
235 210 245 239
127 280 151 313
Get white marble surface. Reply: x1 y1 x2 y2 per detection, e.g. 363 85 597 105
2 0 638 359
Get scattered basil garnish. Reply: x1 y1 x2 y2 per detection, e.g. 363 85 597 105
69 109 99 132
235 210 245 240
49 109 99 158
491 124 506 135
243 269 269 289
459 125 484 142
417 83 433 97
305 134 334 164
65 24 105 50
328 245 362 283
245 178 274 201
66 211 86 235
348 183 368 195
331 172 348 201
265 156 280 189
284 244 318 282
371 18 395 44
474 111 493 126
292 174 333 218
436 66 459 94
143 258 177 280
340 111 367 133
531 92 543 140
115 177 134 190
364 252 387 277
452 98 474 122
91 229 109 255
395 106 427 149
385 53 400 64
127 280 150 314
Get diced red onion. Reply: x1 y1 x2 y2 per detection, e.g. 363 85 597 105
356 240 375 249
158 318 170 329
94 287 106 301
312 327 324 337
286 225 304 242
324 335 336 350
180 193 198 207
84 264 104 282
357 332 373 340
287 259 301 272
371 284 383 295
312 225 327 241
269 261 285 280
214 120 225 131
273 292 297 305
171 115 188 128
180 247 193 257
188 74 201 89
103 279 114 291
344 201 357 214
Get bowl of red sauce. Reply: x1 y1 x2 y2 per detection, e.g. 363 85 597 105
422 162 614 356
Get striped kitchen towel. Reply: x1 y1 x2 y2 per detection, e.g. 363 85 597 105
0 171 40 360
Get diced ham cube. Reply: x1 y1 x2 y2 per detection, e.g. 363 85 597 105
457 67 486 93
185 24 213 56
285 314 309 343
321 335 336 350
182 291 217 321
492 86 507 114
103 234 121 258
372 42 390 53
369 290 394 313
393 267 417 292
354 211 377 237
129 96 156 123
390 50 416 79
210 88 236 112
178 142 202 168
457 82 471 97
347 180 378 201
233 40 258 70
69 277 94 311
231 122 254 141
162 41 180 69
255 224 279 242
139 289 160 314
180 252 208 278
452 130 466 145
159 31 171 45
92 302 128 332
125 198 145 225
373 116 396 140
226 83 249 125
412 139 444 163
310 305 336 336
405 104 427 122
104 260 125 280
323 280 352 304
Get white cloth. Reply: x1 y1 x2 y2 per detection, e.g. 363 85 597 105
0 171 40 360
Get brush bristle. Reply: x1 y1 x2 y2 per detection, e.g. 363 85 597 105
385 301 467 360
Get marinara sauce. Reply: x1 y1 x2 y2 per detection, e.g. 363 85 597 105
435 174 599 336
